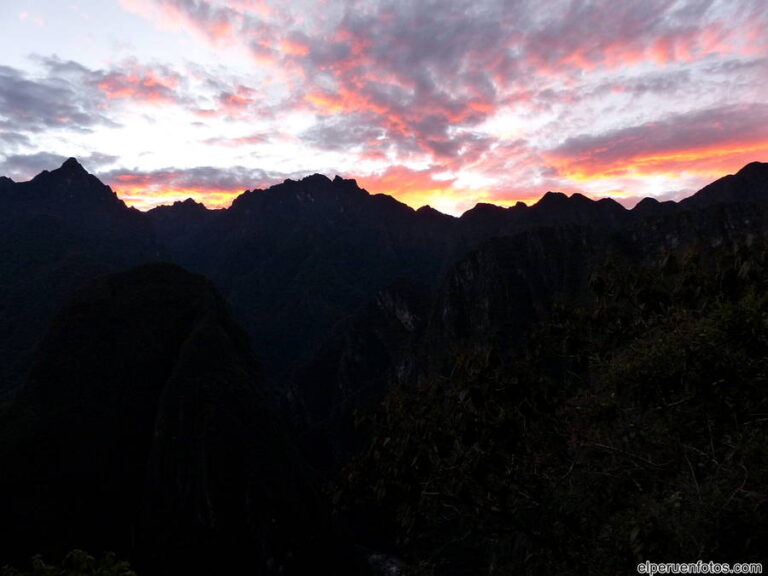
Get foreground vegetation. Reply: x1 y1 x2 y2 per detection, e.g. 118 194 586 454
1 551 136 576
339 241 768 574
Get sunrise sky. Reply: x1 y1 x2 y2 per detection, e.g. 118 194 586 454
1 0 766 214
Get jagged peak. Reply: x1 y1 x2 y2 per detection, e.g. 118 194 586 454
272 173 365 193
630 196 678 216
633 196 660 209
333 174 360 188
276 173 371 202
176 197 206 208
300 173 332 185
10 157 129 212
416 204 455 219
148 197 209 215
59 157 86 173
461 202 507 216
737 161 768 176
534 191 571 207
230 172 370 213
31 157 90 184
596 196 627 210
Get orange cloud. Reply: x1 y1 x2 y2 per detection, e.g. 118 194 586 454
358 166 488 216
545 104 768 185
279 39 310 56
117 186 239 210
550 141 768 184
106 168 261 211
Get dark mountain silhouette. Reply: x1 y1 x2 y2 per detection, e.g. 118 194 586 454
0 158 158 398
145 163 765 391
680 161 768 209
332 164 768 573
3 158 767 439
147 173 457 381
8 158 763 402
1 157 768 574
303 163 768 454
0 263 352 575
145 170 636 382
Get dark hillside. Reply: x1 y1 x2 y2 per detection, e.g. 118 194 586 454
0 158 158 398
0 263 351 575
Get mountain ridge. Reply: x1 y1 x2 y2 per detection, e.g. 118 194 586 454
2 157 768 574
1 158 767 390
4 158 767 221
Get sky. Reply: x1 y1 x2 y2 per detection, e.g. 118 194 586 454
0 0 766 215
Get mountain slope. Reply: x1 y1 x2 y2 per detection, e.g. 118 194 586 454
2 158 768 575
148 174 456 379
146 170 645 380
0 158 158 398
336 193 768 575
0 263 351 575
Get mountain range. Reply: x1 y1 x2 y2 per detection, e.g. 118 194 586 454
1 158 767 574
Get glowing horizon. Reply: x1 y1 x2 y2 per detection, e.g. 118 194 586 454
1 0 766 215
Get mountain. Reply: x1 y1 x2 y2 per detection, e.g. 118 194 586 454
0 158 158 398
0 263 352 575
681 161 768 209
145 170 643 382
338 235 768 573
333 165 768 574
3 157 768 411
291 277 432 471
301 162 768 455
2 157 768 574
9 158 765 400
147 174 457 381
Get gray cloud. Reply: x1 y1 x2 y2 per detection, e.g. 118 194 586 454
302 114 388 151
0 130 31 149
0 152 68 180
0 151 119 181
0 64 114 134
99 164 308 195
121 0 768 173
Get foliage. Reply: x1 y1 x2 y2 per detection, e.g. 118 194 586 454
0 550 137 576
336 240 768 575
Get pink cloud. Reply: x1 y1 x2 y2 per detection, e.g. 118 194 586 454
95 65 181 104
57 1 768 212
